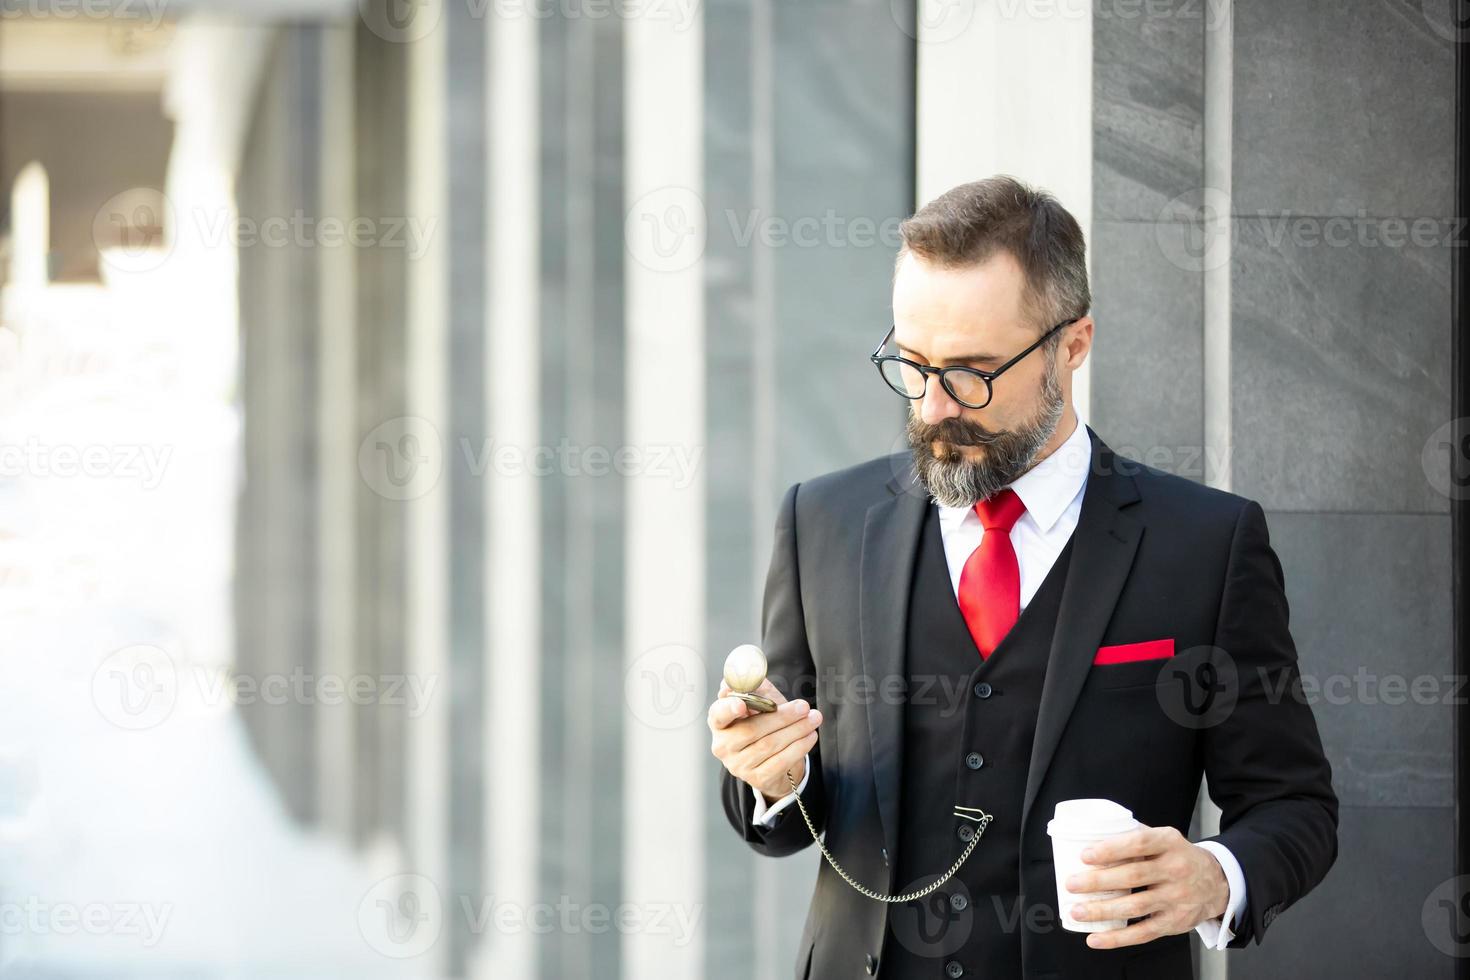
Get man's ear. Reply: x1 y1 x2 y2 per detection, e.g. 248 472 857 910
1062 316 1094 370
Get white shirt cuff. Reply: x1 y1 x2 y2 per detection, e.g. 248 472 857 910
749 752 810 828
1193 840 1248 950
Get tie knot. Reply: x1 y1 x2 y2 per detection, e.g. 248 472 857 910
974 488 1026 532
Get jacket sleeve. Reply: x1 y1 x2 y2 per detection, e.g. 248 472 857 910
1198 498 1339 947
719 481 829 858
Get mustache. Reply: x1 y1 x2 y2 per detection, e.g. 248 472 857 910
908 416 1005 448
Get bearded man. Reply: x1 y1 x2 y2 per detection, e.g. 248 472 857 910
707 175 1338 980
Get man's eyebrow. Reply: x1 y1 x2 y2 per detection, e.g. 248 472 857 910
896 343 1003 364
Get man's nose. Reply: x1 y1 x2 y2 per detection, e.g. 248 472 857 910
918 374 963 425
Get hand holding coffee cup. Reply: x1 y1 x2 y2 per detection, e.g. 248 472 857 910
1051 799 1232 949
1047 799 1141 933
708 645 823 805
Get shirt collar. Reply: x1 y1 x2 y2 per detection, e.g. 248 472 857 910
935 418 1092 534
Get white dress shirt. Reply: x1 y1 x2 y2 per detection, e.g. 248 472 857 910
745 418 1247 948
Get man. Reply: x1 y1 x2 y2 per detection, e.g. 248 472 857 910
708 176 1338 979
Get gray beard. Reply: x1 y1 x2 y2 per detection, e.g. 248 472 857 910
907 359 1065 509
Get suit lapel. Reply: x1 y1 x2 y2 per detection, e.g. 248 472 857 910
858 462 929 871
1019 426 1143 835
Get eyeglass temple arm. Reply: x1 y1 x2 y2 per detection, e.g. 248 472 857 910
872 325 896 358
985 317 1079 377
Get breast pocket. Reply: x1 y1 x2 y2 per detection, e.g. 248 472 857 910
1087 658 1171 692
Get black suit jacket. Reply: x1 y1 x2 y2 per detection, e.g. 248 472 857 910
720 426 1338 980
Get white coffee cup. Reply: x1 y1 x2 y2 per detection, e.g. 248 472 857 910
1046 798 1141 933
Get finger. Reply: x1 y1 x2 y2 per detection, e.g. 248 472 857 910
750 730 819 788
735 707 822 773
1082 827 1170 865
725 697 813 753
1071 888 1169 925
1068 856 1165 894
1085 914 1167 950
713 696 811 748
707 695 751 731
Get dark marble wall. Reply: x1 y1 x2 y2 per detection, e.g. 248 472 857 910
1089 0 1206 476
1229 1 1455 976
1092 0 1458 975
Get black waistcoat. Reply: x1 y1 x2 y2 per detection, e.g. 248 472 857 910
881 501 1075 979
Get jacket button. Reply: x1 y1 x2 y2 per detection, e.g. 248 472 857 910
865 953 878 974
949 893 969 910
957 824 975 842
965 751 984 770
945 961 964 978
973 682 993 699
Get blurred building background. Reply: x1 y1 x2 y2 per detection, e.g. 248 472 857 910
0 0 1461 978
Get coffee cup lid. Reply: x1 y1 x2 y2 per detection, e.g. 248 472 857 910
1046 798 1137 838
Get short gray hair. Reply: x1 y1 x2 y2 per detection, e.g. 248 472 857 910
896 175 1090 337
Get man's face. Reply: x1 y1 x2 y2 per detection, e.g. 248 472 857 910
891 250 1071 507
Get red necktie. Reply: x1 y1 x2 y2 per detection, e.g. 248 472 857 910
957 488 1027 659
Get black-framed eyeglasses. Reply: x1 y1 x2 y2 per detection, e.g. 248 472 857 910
869 318 1078 410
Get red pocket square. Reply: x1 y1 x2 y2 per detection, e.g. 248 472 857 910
1093 638 1175 665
